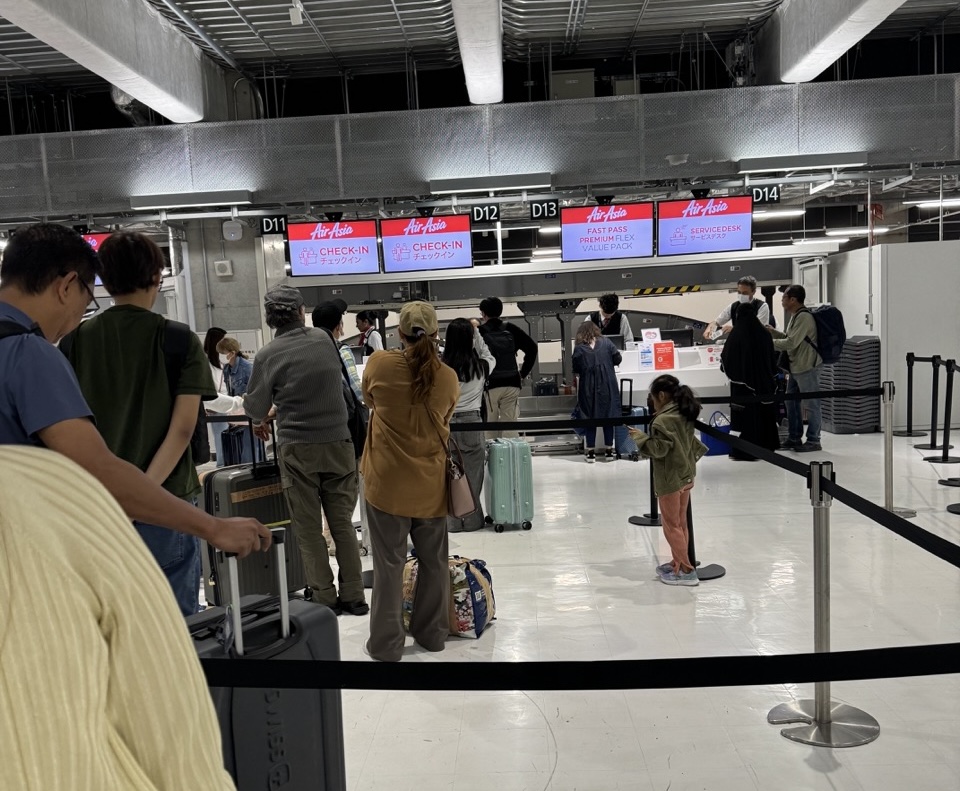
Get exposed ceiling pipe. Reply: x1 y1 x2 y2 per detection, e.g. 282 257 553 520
155 0 244 74
451 0 503 104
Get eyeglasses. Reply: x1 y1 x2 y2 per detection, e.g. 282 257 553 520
79 278 100 319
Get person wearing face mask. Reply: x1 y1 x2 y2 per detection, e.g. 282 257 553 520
216 337 254 398
215 336 263 465
702 276 771 340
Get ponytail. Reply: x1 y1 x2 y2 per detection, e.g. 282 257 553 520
401 332 441 403
649 374 701 421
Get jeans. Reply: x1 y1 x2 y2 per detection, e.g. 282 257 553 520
585 425 614 450
448 410 485 532
786 366 822 444
134 495 201 617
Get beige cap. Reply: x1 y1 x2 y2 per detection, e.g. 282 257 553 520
398 300 438 337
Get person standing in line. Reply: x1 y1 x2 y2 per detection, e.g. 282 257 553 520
215 336 263 464
571 321 622 463
720 300 780 460
361 301 459 661
702 275 771 340
477 296 539 440
356 310 384 355
201 326 241 467
441 318 495 532
244 285 368 616
769 284 823 452
628 374 707 587
587 293 634 342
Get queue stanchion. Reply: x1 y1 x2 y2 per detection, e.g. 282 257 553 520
882 382 917 519
924 360 960 463
767 461 880 747
685 497 725 581
628 460 661 527
914 356 953 451
939 360 960 488
893 352 926 437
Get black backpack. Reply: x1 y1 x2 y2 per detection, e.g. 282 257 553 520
802 305 846 365
481 326 517 380
0 321 43 342
59 319 210 465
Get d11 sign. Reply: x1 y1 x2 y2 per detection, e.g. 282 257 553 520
561 203 654 262
288 220 380 276
657 196 753 256
381 215 473 273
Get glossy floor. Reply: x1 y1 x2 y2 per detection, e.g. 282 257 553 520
337 433 960 791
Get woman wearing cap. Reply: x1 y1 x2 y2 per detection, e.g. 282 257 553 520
360 301 459 662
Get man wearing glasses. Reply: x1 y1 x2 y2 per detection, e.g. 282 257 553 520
0 224 271 588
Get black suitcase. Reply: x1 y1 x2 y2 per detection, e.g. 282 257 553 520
201 447 310 605
189 530 347 791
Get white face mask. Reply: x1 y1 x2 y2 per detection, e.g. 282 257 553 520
738 293 752 304
219 353 230 365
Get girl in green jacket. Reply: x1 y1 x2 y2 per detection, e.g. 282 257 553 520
629 374 707 587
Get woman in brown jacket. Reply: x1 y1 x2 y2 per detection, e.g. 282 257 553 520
360 301 460 661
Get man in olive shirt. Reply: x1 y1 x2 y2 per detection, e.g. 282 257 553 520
65 232 216 615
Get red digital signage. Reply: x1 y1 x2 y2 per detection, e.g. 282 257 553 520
82 233 111 285
380 214 473 273
657 196 753 256
287 220 380 276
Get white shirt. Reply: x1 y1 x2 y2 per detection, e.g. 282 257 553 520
590 312 634 343
715 299 770 328
362 329 384 352
455 330 496 413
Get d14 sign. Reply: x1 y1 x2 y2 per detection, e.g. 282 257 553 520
288 220 380 276
657 196 753 256
380 215 473 273
561 203 654 262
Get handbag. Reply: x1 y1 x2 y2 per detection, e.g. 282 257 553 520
429 413 480 519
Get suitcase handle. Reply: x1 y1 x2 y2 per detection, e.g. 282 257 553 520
225 525 290 656
620 377 634 410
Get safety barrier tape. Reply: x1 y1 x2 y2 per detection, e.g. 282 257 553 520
632 285 701 296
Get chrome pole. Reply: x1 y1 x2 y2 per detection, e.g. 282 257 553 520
884 381 917 518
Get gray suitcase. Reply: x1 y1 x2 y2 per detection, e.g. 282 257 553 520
189 529 346 791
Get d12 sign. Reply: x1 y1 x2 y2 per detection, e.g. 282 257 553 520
561 203 654 262
288 220 380 276
380 214 473 273
657 196 753 256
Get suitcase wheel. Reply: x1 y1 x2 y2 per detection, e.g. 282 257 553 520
359 546 369 557
484 515 494 524
521 521 532 531
494 523 505 533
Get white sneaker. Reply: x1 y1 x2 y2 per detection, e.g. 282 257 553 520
585 450 596 463
660 569 699 587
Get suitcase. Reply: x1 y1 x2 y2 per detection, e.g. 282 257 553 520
220 424 266 466
615 379 642 461
189 530 346 791
484 438 534 533
201 448 309 605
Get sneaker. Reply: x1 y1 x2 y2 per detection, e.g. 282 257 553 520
780 439 803 450
338 599 370 616
659 569 699 587
586 450 596 463
794 442 823 453
604 447 616 461
656 562 674 576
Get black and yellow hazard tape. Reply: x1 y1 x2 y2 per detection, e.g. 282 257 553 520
632 285 701 296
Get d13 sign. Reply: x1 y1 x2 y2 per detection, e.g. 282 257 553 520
288 220 380 276
561 203 654 262
380 215 473 273
657 196 753 256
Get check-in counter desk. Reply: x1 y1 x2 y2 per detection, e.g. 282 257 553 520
615 346 729 400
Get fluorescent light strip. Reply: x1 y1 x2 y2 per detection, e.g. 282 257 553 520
809 180 835 195
794 237 847 245
903 198 960 209
532 247 562 257
538 226 561 234
753 209 807 219
825 227 889 236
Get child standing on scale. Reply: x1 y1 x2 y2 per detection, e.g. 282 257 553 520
628 374 707 587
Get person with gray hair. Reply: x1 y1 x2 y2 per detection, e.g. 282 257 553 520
703 275 771 340
244 284 368 615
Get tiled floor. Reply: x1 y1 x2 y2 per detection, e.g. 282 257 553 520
336 433 960 790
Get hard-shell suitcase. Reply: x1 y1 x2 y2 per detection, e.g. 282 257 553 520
201 449 309 605
484 438 534 533
615 379 642 460
189 530 346 791
220 424 266 466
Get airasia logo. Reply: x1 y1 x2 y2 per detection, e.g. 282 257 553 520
310 222 353 240
681 199 729 218
586 206 628 223
402 217 448 235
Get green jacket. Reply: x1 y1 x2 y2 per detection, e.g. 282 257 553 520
633 402 707 496
770 309 820 374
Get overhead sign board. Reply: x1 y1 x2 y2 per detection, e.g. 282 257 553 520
657 196 753 256
287 220 380 276
560 203 654 262
260 215 288 235
380 214 473 273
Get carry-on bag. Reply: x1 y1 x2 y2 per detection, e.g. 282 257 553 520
700 411 732 456
201 428 309 604
614 378 642 460
189 528 346 791
484 438 534 532
402 554 496 638
220 423 266 466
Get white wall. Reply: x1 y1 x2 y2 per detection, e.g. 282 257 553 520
826 246 880 339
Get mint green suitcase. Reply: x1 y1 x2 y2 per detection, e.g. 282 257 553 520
484 438 534 533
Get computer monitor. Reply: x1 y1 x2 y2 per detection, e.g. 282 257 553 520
348 346 364 365
661 328 694 348
607 334 625 350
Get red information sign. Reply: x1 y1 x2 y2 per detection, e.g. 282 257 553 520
653 341 676 370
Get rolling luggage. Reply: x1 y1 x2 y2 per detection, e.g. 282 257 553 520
615 378 644 461
189 529 346 791
220 423 266 466
201 446 309 605
484 438 534 533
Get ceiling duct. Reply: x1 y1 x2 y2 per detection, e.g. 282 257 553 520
111 86 154 127
451 0 503 104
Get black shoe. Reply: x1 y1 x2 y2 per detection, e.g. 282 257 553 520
780 439 803 450
338 599 370 616
794 442 823 453
320 601 342 616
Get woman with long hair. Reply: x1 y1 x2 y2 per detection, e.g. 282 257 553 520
215 336 253 397
360 301 459 662
215 336 261 464
441 318 495 532
572 320 622 462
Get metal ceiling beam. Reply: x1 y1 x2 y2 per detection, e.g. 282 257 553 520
221 0 284 60
622 0 652 56
386 0 412 49
154 0 247 74
299 2 345 71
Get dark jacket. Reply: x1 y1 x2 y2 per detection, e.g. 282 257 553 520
478 318 539 390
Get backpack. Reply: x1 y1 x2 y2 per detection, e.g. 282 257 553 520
802 305 846 365
481 326 517 380
0 321 43 341
59 319 211 465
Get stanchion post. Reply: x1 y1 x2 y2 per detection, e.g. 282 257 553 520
628 461 661 527
767 462 880 747
915 356 953 451
883 382 917 518
894 352 926 437
924 360 960 463
685 497 725 581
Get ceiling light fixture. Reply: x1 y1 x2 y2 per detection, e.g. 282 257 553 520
753 208 807 220
737 152 868 174
531 247 562 257
903 198 960 209
130 190 253 210
825 226 889 236
429 173 552 195
809 179 835 195
538 226 561 234
794 237 847 245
